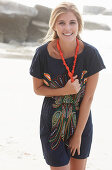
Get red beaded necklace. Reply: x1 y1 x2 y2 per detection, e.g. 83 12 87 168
57 38 79 82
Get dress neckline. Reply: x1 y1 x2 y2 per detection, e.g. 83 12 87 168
46 40 86 61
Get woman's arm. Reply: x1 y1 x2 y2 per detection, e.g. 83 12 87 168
33 77 66 97
69 72 99 156
32 75 81 97
74 72 99 136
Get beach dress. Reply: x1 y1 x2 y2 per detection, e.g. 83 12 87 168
29 41 106 167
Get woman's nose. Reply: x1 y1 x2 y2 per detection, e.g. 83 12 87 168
64 24 71 31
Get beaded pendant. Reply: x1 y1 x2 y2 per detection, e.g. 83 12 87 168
57 38 79 82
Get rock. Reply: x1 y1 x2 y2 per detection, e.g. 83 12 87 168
83 5 105 15
0 14 29 43
0 0 38 43
84 21 111 30
0 0 38 16
0 31 4 42
27 20 49 42
102 8 112 15
34 5 52 23
83 15 111 31
27 5 51 42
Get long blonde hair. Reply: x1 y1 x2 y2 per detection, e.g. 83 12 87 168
43 2 83 42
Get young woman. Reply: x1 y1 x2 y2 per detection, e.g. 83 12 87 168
29 2 106 170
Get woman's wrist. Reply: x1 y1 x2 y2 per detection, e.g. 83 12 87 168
74 129 82 137
62 86 69 95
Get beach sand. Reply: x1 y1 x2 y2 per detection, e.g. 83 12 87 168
0 30 112 170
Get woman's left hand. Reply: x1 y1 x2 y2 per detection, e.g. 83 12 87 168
69 133 82 156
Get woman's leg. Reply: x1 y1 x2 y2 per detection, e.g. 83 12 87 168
70 157 87 170
50 163 70 170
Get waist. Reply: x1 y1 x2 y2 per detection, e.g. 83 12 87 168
45 94 80 104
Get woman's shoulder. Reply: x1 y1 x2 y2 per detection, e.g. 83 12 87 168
35 42 49 55
83 41 99 54
82 41 106 77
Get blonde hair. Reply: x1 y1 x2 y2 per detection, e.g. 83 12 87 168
43 2 83 42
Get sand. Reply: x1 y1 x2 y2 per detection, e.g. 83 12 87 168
0 30 112 170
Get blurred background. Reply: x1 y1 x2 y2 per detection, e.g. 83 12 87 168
0 0 112 170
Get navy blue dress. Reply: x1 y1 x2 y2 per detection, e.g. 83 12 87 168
29 41 106 167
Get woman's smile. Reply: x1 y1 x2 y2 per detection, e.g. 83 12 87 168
63 33 73 36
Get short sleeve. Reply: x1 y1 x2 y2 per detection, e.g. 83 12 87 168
29 47 44 79
84 47 106 77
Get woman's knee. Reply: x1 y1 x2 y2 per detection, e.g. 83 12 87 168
50 163 70 170
70 157 87 170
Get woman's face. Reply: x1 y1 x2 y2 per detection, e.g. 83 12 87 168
54 12 78 42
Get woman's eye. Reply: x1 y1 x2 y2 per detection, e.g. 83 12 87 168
70 22 76 24
58 21 76 25
59 22 65 25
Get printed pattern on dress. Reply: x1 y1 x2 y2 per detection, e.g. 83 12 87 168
43 71 87 150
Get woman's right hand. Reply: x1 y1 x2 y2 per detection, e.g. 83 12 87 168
63 75 81 95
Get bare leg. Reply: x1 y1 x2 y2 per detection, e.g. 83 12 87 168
50 163 70 170
70 157 87 170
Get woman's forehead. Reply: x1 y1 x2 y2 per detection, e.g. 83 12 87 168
56 12 77 21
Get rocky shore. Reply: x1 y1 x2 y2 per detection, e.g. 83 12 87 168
0 0 112 44
0 0 112 60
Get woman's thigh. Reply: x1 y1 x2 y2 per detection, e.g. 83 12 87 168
70 157 87 170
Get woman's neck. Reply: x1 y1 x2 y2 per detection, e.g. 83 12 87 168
59 39 77 58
